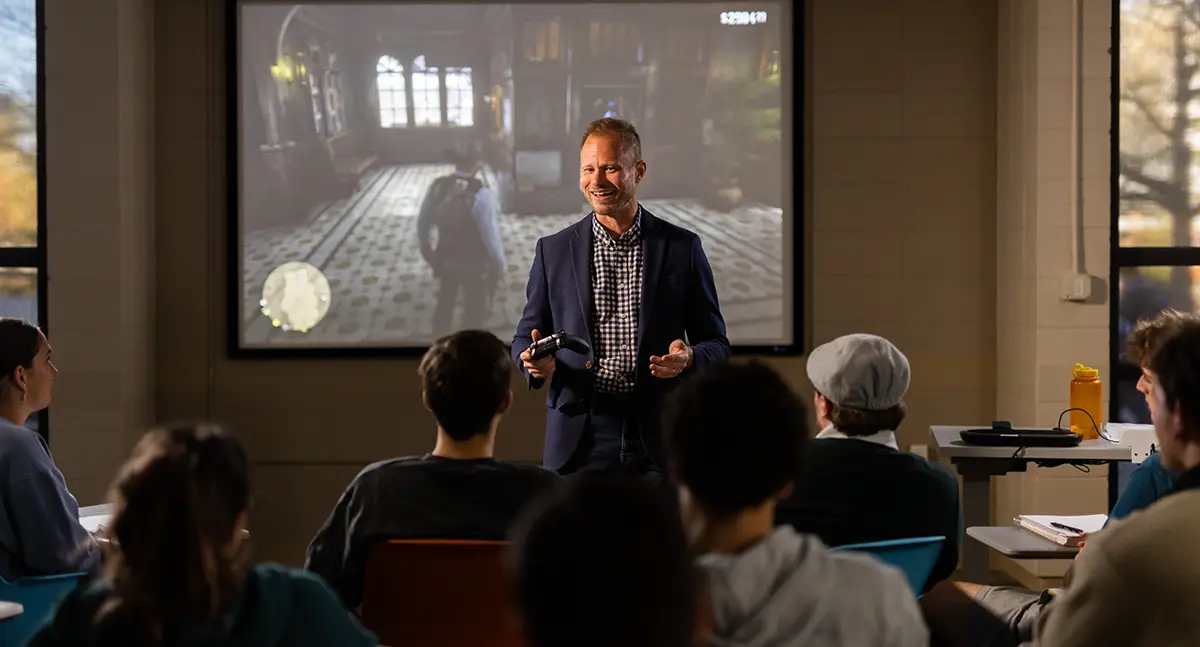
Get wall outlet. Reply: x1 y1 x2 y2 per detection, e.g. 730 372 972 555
1060 273 1092 302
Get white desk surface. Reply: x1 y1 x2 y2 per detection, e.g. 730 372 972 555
966 526 1080 559
0 600 23 620
931 426 1131 461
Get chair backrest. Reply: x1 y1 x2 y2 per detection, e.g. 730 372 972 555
832 536 946 594
362 539 523 647
0 572 87 647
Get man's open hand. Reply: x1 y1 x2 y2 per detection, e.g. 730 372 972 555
520 329 557 380
650 339 692 379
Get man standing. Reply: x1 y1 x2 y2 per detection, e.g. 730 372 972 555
417 142 506 336
512 117 729 477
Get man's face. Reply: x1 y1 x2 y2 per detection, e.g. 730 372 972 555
1150 375 1185 472
1138 368 1158 421
579 134 644 217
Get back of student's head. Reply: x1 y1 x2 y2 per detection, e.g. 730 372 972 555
1149 320 1200 442
1126 309 1197 368
97 423 251 644
509 472 698 647
418 329 513 441
663 360 808 516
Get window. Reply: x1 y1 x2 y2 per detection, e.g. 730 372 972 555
445 67 474 127
521 20 561 61
376 55 407 128
1113 0 1200 423
308 70 324 135
588 21 641 61
411 55 441 127
324 70 345 135
0 0 46 435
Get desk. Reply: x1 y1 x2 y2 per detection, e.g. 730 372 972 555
930 426 1129 582
965 526 1079 560
0 600 23 620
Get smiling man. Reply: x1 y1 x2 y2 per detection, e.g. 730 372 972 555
512 118 729 478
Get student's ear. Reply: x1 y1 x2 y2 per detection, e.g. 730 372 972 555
421 390 432 413
776 481 794 501
498 389 514 415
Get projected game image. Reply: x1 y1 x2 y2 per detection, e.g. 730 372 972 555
236 3 790 349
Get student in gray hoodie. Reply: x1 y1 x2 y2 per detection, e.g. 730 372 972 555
662 360 929 647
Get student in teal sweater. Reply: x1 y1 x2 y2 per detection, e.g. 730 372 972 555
28 423 378 647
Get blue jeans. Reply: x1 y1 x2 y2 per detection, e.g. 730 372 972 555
563 393 663 485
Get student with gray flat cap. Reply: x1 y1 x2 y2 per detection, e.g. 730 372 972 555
775 333 962 592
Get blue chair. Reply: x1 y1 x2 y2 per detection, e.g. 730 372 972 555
833 536 946 595
0 572 87 647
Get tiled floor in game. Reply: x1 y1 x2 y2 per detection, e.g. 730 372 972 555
241 164 786 347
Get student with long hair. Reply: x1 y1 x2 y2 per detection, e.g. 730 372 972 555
0 317 99 580
29 423 378 647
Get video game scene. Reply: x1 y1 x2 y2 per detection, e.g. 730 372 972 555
237 2 789 349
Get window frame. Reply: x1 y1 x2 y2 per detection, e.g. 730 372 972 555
1107 0 1200 504
443 66 473 127
410 55 441 128
375 54 408 129
0 0 52 439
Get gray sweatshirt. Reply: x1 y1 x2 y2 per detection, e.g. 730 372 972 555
698 527 929 647
0 419 99 580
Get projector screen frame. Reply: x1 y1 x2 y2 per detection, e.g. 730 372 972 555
224 0 805 359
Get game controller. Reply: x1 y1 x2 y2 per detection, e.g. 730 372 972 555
528 330 591 360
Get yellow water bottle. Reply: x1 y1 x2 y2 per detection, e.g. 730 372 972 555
1069 363 1102 440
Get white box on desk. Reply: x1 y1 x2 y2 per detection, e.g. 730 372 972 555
1103 423 1158 464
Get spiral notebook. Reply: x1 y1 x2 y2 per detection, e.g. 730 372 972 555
1013 514 1108 547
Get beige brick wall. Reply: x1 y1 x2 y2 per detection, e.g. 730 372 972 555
43 0 155 504
993 0 1111 586
40 0 1112 574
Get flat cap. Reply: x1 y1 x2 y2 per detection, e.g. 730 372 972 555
806 333 910 410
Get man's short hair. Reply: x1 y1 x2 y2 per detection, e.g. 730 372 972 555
450 141 483 171
1126 309 1196 368
417 330 512 441
825 400 907 437
580 117 642 162
663 360 808 516
508 473 699 647
1148 320 1200 441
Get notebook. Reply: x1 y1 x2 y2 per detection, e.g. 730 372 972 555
79 503 113 535
1013 514 1108 547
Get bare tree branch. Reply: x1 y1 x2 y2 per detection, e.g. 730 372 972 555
1121 92 1174 137
1120 155 1177 205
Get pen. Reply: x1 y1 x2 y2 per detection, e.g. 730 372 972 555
1050 521 1085 534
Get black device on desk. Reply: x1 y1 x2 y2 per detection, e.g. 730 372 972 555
959 421 1083 447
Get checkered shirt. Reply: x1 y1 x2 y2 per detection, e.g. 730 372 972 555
590 208 643 394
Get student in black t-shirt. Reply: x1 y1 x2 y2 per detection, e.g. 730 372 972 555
775 333 961 592
305 330 562 610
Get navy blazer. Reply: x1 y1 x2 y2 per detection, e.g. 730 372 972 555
512 207 730 471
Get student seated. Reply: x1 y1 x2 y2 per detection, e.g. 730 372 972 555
0 317 99 580
1107 310 1188 520
774 333 960 591
305 330 561 609
28 423 377 646
663 359 929 646
508 472 702 647
950 311 1192 647
1036 320 1200 646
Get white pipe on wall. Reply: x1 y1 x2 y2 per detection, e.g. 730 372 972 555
1069 0 1085 274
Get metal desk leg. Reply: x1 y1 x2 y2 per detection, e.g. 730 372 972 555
960 469 993 583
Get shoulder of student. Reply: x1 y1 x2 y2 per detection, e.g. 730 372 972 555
0 419 54 478
1085 489 1200 586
